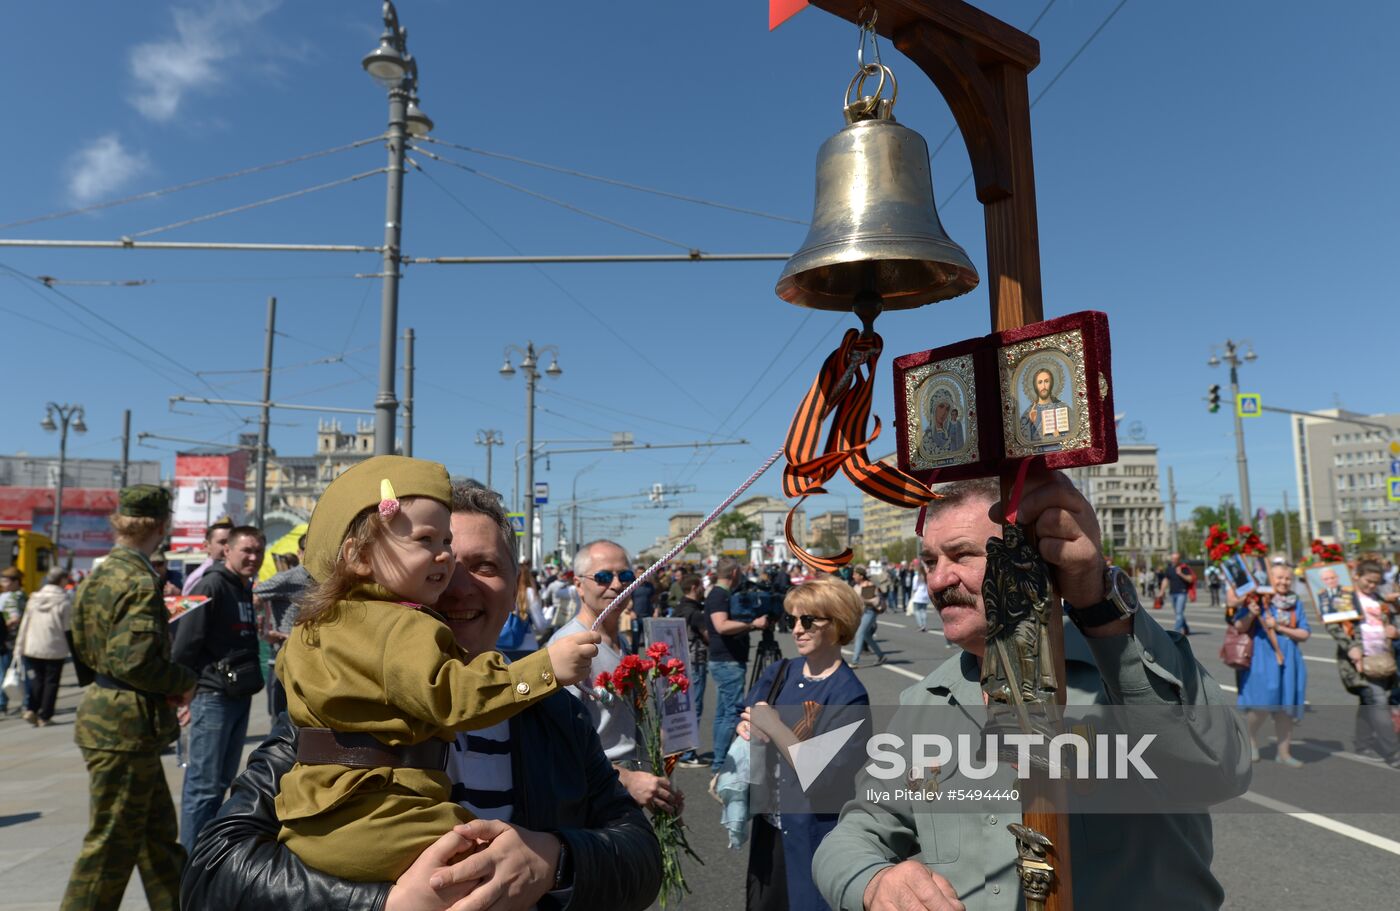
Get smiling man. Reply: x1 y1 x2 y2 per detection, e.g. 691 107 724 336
181 483 661 911
556 539 687 815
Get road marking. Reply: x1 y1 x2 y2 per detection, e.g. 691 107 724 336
840 648 931 682
882 619 907 628
1292 739 1398 771
1238 791 1400 857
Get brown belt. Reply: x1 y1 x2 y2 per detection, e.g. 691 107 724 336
295 727 450 771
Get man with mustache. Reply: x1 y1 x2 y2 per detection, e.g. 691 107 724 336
814 473 1251 911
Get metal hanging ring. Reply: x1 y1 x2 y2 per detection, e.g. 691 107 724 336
844 63 897 116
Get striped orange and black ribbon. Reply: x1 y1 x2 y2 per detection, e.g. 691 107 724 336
782 328 939 573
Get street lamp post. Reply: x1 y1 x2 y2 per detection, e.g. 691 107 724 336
40 403 86 558
1208 340 1257 525
500 342 562 564
197 478 222 531
474 430 503 492
363 0 433 456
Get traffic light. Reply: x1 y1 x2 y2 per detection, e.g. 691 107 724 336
1207 384 1221 412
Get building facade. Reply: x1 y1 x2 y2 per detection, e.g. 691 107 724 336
0 455 162 565
1290 409 1400 547
1069 443 1168 562
243 419 378 520
861 454 920 560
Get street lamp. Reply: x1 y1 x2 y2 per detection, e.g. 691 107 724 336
196 478 223 531
363 0 433 456
1207 340 1257 524
41 402 86 559
500 342 562 563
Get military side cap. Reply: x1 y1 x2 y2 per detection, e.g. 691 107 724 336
304 455 451 581
118 484 173 518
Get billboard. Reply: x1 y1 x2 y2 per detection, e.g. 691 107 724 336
172 451 248 546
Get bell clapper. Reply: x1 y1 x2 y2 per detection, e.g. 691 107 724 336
853 287 883 340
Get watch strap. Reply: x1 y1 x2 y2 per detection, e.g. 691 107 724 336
1065 598 1128 629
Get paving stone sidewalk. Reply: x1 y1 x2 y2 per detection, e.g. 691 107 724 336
0 663 272 909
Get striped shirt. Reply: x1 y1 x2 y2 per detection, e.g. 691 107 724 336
445 720 513 821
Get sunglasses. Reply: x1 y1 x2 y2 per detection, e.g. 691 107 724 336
785 612 831 631
590 569 637 586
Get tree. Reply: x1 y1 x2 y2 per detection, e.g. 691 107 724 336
709 510 763 554
814 529 843 556
883 537 921 563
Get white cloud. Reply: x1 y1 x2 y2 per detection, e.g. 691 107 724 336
66 134 151 204
128 0 280 122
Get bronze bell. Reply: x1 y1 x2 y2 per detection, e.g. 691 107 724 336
776 68 979 319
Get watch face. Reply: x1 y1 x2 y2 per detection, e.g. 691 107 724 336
1109 567 1139 613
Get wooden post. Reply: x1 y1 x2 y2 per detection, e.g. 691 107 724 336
812 2 1071 906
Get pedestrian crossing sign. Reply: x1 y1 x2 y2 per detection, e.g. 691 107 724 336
506 512 526 536
1389 477 1400 503
1236 393 1261 418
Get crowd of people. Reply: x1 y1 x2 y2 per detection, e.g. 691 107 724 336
12 454 1400 910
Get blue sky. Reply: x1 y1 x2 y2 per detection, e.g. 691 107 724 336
3 0 1397 554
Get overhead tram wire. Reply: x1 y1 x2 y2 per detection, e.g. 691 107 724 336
1 267 228 395
128 169 387 239
937 0 1131 208
0 136 386 231
409 160 722 421
678 314 845 487
0 262 251 425
671 307 817 482
417 136 807 227
409 146 697 252
536 387 728 438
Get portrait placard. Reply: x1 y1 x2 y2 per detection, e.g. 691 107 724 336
643 617 700 755
893 311 1116 482
1302 562 1360 624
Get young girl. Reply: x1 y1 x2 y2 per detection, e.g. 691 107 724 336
274 455 598 881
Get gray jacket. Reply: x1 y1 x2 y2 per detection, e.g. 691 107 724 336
813 611 1251 911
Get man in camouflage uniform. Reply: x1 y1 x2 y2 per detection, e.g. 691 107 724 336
61 485 197 911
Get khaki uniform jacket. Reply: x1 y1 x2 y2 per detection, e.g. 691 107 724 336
274 583 560 881
70 546 198 753
813 611 1252 911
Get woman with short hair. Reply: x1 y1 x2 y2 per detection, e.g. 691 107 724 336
1234 563 1311 766
15 567 72 726
738 578 870 911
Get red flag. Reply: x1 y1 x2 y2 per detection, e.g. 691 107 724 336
770 0 808 30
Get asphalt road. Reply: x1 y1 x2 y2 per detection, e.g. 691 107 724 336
5 593 1394 909
661 594 1400 910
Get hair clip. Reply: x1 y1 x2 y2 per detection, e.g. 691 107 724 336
378 479 400 519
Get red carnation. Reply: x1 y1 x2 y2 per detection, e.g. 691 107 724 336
594 671 611 690
646 641 671 661
671 674 691 694
639 658 656 675
663 658 685 676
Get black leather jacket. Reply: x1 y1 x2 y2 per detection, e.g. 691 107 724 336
181 692 662 910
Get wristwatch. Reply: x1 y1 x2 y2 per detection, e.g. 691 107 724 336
552 835 573 890
1065 564 1140 629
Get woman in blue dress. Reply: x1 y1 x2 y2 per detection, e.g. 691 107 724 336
737 578 870 911
1233 563 1311 766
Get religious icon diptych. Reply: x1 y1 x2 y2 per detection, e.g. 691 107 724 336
893 311 1117 482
